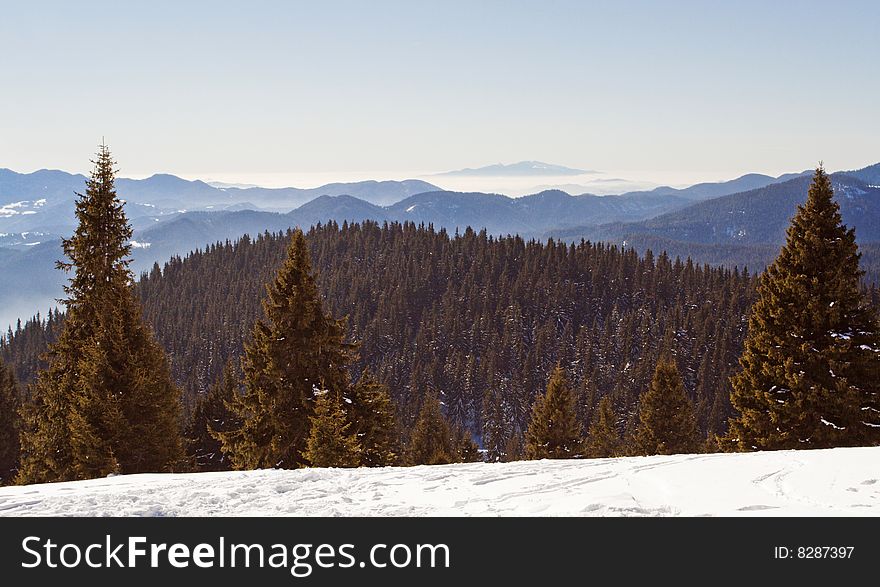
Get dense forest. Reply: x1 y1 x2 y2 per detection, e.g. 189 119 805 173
4 158 880 483
3 220 758 449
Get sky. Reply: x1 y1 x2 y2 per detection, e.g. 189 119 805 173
2 0 879 190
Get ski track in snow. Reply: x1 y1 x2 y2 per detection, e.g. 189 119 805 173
0 447 878 517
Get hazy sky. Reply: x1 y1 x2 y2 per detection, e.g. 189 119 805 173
2 0 878 186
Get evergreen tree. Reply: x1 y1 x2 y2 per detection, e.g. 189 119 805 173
503 430 524 462
304 391 360 467
728 167 880 450
18 145 183 483
189 361 241 471
482 386 507 462
584 395 621 458
525 366 582 459
217 229 354 469
0 358 20 484
635 358 701 455
408 395 455 465
347 372 398 466
455 426 482 462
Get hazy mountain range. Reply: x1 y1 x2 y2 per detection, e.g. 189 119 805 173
435 161 591 177
1 162 878 329
552 164 880 272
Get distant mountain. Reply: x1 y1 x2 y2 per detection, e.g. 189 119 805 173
846 162 880 185
212 179 441 210
0 168 441 235
584 173 880 246
0 168 88 205
126 188 689 266
551 167 880 275
437 161 590 177
619 171 812 202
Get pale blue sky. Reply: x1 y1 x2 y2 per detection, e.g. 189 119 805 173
1 0 878 186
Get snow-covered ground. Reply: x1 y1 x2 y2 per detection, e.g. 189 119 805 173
1 447 878 516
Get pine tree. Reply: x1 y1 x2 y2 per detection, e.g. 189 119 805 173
525 366 582 459
482 386 507 462
304 391 360 467
18 145 183 483
189 361 241 471
217 229 355 469
408 394 455 465
503 430 524 462
635 358 701 455
0 358 20 484
455 426 482 462
347 372 398 466
728 167 880 450
584 395 621 458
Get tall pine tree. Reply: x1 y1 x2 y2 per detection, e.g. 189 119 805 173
728 167 880 450
634 358 700 455
525 366 582 459
18 145 183 483
217 229 355 469
0 358 20 484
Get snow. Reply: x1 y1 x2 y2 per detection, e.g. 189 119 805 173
129 240 152 249
0 200 44 217
0 447 878 517
820 418 845 430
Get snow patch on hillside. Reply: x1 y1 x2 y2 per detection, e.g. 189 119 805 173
0 447 878 517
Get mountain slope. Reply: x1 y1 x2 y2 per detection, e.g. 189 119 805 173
1 447 877 516
581 173 880 246
619 171 812 203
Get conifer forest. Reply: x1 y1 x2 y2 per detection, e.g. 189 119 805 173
1 148 879 486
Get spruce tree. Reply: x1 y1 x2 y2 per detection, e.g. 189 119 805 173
635 358 701 455
18 145 183 483
482 386 507 462
0 358 20 484
455 426 482 462
189 361 241 471
584 395 621 458
728 167 880 450
347 372 398 466
525 366 582 459
504 431 524 462
408 394 456 465
304 391 360 468
217 229 354 469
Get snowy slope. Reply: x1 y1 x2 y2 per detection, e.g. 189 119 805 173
1 447 878 517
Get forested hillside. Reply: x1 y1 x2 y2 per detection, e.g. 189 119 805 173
551 172 880 283
3 221 758 445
